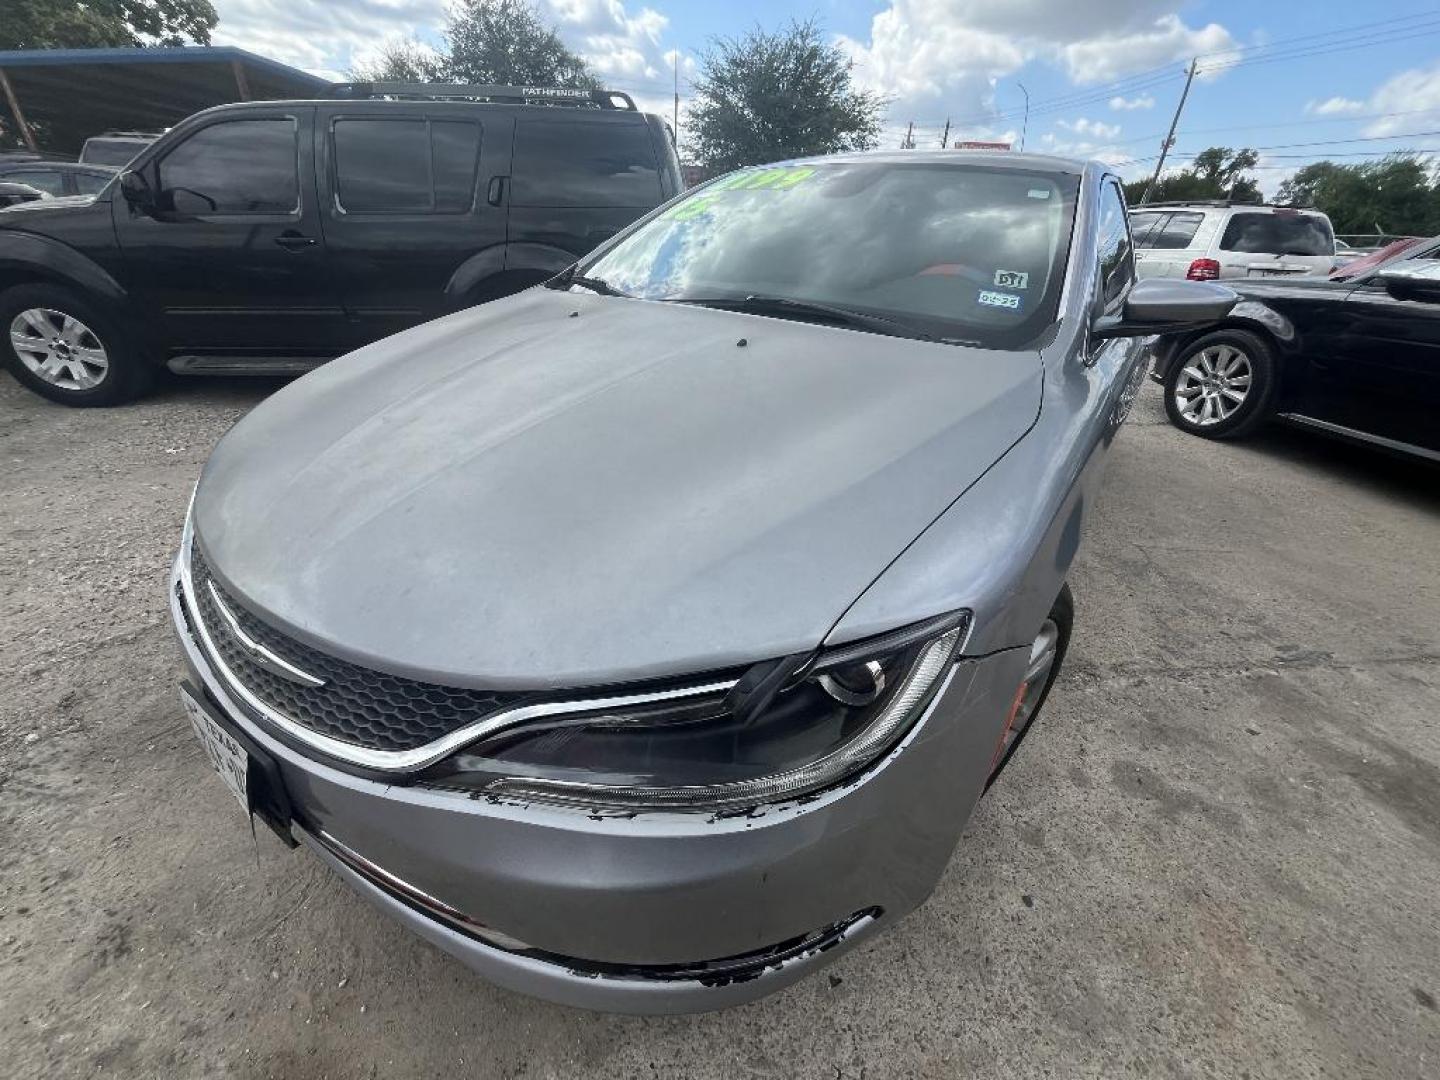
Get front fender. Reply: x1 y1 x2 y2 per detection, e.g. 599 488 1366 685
0 231 128 304
1150 301 1295 381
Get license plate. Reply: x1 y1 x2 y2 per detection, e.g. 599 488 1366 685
1249 268 1296 277
182 687 250 816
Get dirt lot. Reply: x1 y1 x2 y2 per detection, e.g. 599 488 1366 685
2 370 1438 1080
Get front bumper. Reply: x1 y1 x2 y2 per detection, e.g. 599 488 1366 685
170 549 1030 1012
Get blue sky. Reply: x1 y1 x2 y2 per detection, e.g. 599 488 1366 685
210 1 1440 194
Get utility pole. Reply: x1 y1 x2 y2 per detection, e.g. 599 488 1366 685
1141 58 1198 205
939 118 950 148
672 52 679 144
1017 82 1029 152
902 120 914 149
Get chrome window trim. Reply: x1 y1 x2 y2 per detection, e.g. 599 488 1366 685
177 530 738 773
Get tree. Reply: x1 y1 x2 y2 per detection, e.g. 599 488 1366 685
1125 147 1261 205
1276 155 1440 236
442 0 595 87
351 39 442 83
687 20 885 172
352 1 596 88
2 0 217 50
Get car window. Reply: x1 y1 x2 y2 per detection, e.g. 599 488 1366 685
583 162 1079 349
1096 180 1133 307
1129 212 1165 248
157 119 299 215
1220 212 1333 256
73 171 113 195
1148 211 1204 250
0 169 65 195
511 121 661 208
332 118 481 213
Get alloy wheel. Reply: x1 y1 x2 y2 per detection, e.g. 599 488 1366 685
9 307 110 391
1173 344 1251 427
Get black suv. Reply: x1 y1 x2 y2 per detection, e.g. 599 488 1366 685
0 84 682 405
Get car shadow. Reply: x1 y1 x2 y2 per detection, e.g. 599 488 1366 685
149 372 296 406
1236 422 1440 513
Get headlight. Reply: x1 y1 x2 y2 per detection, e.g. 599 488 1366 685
419 610 968 811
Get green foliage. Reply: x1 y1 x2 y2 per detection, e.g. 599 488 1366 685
350 0 596 89
1 0 217 50
1124 147 1262 206
1276 155 1440 236
686 20 885 172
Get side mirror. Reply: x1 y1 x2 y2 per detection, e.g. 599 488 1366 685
118 170 154 213
1377 262 1440 303
1092 278 1238 340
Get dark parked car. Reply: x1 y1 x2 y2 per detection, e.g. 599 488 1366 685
1151 235 1440 461
0 160 117 196
0 84 682 405
171 151 1235 1011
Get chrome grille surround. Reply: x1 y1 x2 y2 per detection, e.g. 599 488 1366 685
190 545 526 754
177 530 739 773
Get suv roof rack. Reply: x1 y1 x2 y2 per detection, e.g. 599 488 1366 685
1138 199 1267 209
323 82 638 110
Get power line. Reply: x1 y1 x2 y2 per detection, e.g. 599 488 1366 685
1193 11 1440 60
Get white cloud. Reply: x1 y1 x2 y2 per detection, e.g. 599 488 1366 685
837 2 1233 139
212 0 446 80
1109 94 1155 110
1300 63 1440 138
1059 14 1235 85
1356 63 1440 136
1058 116 1121 139
1306 96 1366 117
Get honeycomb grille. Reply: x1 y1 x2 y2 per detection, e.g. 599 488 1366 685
189 546 527 752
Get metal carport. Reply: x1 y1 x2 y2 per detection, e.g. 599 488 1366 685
0 47 328 158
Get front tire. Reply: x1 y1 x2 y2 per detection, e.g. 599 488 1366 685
986 584 1073 789
1162 328 1276 439
0 284 153 406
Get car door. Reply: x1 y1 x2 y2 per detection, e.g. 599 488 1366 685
315 105 512 348
1303 251 1440 454
112 108 346 357
506 114 666 265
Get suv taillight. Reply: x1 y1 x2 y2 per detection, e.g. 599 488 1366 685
1186 258 1220 281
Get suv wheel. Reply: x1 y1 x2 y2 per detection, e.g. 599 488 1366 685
0 284 152 406
1162 328 1276 439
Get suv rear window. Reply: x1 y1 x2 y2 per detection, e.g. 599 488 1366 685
333 118 482 213
1220 212 1333 256
511 121 660 208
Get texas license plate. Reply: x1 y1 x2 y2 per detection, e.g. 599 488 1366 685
182 686 250 816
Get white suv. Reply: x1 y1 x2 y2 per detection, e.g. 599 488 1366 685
1129 201 1336 282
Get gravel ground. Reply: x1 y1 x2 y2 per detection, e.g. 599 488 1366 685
2 370 1438 1080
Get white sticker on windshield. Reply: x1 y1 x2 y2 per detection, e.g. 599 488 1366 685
1027 188 1051 199
994 270 1029 289
978 290 1022 310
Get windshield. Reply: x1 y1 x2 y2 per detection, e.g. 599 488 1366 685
579 161 1079 348
81 140 147 167
1219 212 1333 256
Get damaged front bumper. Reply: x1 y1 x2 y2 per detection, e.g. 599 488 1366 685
170 549 1029 1013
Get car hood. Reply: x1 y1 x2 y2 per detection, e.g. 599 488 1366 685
195 289 1041 689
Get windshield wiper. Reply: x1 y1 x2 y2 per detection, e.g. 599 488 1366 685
548 266 629 297
666 294 943 343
